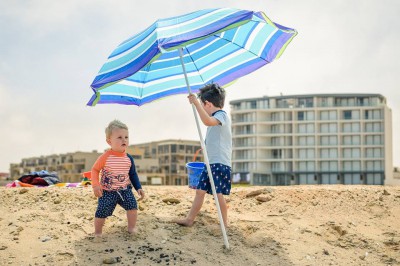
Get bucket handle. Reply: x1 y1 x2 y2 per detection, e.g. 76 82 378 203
193 148 202 162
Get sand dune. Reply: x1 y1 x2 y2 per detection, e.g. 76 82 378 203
0 185 399 265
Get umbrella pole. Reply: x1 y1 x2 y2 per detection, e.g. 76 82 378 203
178 48 230 249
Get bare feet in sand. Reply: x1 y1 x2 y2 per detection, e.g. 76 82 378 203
175 218 194 227
128 227 138 235
93 234 103 243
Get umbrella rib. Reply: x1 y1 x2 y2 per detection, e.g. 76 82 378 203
182 46 206 86
219 34 271 64
140 64 151 103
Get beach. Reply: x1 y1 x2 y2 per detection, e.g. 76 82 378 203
0 185 399 265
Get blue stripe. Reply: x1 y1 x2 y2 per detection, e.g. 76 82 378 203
110 24 157 58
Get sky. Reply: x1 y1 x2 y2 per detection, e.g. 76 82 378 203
0 0 399 173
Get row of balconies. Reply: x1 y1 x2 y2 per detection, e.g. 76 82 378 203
233 130 384 135
232 155 385 160
233 162 384 173
230 96 383 111
232 115 383 123
233 142 384 147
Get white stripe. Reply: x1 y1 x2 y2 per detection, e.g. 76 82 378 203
244 23 264 51
107 28 157 61
159 9 238 38
98 32 158 75
194 48 254 82
198 48 247 74
256 28 278 57
120 70 200 88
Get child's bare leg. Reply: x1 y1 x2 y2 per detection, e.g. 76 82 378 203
217 193 228 228
127 209 138 234
176 189 206 226
94 218 105 236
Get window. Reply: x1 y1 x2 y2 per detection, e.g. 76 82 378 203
366 160 383 171
171 145 176 153
342 161 361 171
298 123 314 134
365 122 381 132
320 136 337 146
365 110 370 120
365 148 382 158
365 135 382 145
321 97 328 107
298 149 314 158
342 123 360 132
320 148 337 158
298 161 315 171
320 111 329 120
366 109 381 120
272 149 282 159
298 97 313 107
342 135 360 145
342 148 361 158
298 136 315 146
343 110 352 120
298 111 304 121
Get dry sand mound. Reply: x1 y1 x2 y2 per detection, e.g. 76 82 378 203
0 185 399 265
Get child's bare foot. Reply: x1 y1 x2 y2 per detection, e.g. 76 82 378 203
175 218 194 227
93 234 102 243
128 227 138 235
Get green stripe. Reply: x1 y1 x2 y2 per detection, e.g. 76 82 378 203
276 30 298 59
91 91 101 106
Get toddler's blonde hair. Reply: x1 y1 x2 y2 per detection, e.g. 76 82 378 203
105 119 128 138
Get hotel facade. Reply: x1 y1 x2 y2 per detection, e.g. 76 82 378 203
130 139 202 186
230 93 394 186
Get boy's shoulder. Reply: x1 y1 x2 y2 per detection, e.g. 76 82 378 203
212 109 226 116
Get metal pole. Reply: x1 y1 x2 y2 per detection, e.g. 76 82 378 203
178 47 230 249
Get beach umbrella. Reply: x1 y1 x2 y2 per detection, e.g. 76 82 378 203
87 7 297 249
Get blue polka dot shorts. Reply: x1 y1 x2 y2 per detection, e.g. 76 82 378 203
95 187 138 218
197 163 232 195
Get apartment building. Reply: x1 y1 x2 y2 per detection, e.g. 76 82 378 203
10 148 165 184
125 146 165 185
230 93 394 186
10 151 102 182
130 139 202 185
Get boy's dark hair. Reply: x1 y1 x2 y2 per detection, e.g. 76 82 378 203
198 83 226 108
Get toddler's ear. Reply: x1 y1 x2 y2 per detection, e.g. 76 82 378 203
106 138 111 145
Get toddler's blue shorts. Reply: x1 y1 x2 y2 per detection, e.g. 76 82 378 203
95 186 138 218
197 163 232 195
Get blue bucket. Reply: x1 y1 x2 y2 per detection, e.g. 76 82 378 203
186 162 205 189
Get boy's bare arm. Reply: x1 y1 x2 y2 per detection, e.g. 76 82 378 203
188 94 219 126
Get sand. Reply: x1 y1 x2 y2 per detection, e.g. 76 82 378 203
0 185 399 266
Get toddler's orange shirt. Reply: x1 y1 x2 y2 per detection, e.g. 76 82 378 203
91 150 131 191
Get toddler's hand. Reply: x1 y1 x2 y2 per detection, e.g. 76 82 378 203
137 189 145 201
92 186 103 197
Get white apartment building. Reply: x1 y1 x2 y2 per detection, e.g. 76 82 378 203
230 93 394 186
130 139 202 185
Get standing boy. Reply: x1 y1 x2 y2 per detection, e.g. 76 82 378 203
176 83 232 227
91 120 145 236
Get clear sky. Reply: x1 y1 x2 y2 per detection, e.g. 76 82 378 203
1 0 399 172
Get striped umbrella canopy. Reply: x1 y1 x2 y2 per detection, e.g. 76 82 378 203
87 8 297 106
